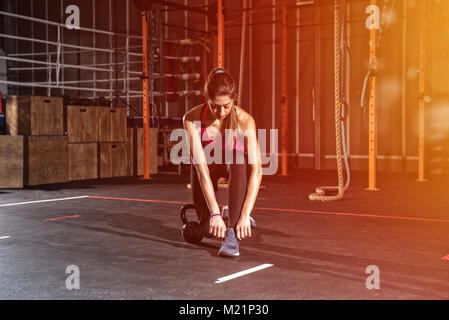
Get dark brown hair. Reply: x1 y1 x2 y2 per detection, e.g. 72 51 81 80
204 67 236 101
204 68 240 147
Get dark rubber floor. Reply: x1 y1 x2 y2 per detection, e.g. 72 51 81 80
0 169 448 299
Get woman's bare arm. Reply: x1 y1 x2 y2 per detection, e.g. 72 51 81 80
183 114 221 217
240 116 263 219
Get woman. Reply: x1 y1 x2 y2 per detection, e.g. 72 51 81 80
183 68 262 257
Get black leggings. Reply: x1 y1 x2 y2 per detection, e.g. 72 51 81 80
190 161 248 230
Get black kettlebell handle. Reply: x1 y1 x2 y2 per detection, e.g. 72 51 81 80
180 203 203 225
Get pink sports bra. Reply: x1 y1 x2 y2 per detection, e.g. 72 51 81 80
200 103 245 152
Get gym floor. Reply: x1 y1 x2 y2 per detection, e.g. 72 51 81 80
1 169 448 300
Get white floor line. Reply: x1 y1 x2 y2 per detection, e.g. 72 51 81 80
0 195 90 207
215 263 274 284
0 236 11 240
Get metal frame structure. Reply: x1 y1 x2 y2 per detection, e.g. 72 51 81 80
313 4 322 170
217 0 224 68
367 0 378 190
0 4 204 104
2 0 432 180
417 0 427 182
0 0 210 179
141 11 151 179
281 0 288 175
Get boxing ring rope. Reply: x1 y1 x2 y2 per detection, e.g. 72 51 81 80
0 9 206 100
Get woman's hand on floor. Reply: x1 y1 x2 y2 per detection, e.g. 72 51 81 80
209 215 226 239
235 216 252 240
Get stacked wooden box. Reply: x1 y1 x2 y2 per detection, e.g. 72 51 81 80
2 96 68 187
67 105 99 181
68 105 158 180
67 105 128 180
1 97 159 188
126 127 159 176
98 107 127 178
0 135 24 188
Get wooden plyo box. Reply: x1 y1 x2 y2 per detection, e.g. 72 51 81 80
126 127 158 176
126 127 134 177
98 107 127 143
67 106 99 143
6 96 64 136
137 127 158 175
25 136 68 186
68 143 98 181
99 142 127 178
0 135 24 188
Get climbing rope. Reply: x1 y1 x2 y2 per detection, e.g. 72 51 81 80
309 0 345 201
237 0 247 110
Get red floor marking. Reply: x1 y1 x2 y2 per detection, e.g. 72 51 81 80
44 215 81 222
442 254 449 260
88 196 449 223
252 206 449 223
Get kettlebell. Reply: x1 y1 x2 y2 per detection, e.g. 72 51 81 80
180 204 204 244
